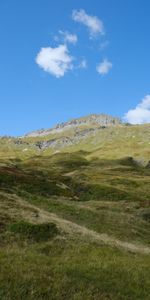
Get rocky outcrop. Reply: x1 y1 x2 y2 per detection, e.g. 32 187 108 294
26 114 121 137
35 126 106 150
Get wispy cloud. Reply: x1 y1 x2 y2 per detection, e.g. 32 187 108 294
36 44 73 78
72 9 104 38
78 59 87 69
57 30 78 45
99 40 109 50
124 95 150 124
96 59 112 75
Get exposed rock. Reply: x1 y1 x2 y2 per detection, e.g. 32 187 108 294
35 137 72 150
35 126 106 150
14 139 29 146
26 114 122 137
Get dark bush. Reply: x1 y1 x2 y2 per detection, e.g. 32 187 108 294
8 221 59 242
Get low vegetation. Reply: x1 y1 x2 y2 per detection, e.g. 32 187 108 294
0 121 150 299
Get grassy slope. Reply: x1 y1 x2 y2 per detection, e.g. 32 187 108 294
0 123 150 299
0 124 150 160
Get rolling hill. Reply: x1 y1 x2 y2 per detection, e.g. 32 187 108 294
0 114 150 300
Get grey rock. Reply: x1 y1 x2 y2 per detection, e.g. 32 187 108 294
26 114 122 137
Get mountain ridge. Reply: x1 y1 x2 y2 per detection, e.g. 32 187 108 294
25 113 122 137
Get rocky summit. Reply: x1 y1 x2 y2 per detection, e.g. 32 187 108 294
25 113 122 137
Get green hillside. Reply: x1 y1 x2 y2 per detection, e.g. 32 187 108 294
0 118 150 299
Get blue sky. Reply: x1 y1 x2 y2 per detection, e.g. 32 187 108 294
0 0 150 136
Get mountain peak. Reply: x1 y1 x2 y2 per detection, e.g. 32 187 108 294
26 113 122 137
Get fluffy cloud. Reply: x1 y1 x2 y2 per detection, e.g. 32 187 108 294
58 30 78 44
36 44 73 78
72 9 104 38
96 59 112 75
124 95 150 124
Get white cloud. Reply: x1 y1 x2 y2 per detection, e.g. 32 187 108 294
78 59 87 69
58 30 78 44
36 44 73 78
124 95 150 124
96 59 112 75
72 9 104 38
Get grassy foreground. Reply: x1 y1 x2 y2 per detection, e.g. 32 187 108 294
0 123 150 299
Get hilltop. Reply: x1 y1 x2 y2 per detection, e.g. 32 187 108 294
25 113 122 137
0 114 149 163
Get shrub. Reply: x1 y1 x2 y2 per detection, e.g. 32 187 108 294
8 221 59 242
